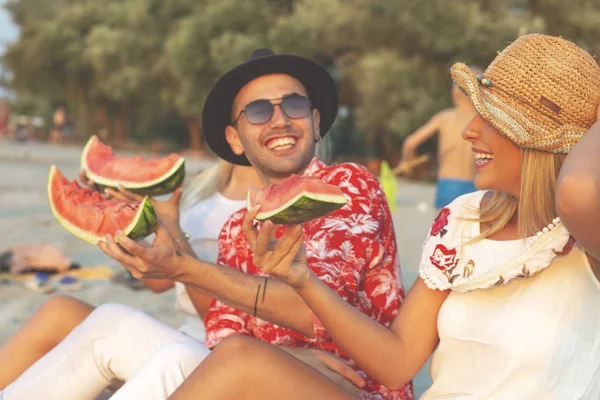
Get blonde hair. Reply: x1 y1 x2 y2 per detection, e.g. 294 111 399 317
179 160 235 212
475 149 566 241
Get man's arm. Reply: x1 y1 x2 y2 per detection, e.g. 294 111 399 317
173 253 316 337
158 220 315 336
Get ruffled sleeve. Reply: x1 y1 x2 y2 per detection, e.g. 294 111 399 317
418 191 574 293
419 191 483 291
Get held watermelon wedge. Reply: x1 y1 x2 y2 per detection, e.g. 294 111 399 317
48 166 158 245
247 174 348 224
81 135 185 196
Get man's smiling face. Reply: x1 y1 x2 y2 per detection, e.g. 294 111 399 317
225 73 321 182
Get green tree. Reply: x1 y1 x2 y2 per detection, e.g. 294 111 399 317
163 0 283 150
3 0 597 156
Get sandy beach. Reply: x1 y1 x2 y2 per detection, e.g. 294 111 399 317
0 140 437 396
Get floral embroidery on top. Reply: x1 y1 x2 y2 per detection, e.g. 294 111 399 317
419 191 574 292
462 260 475 278
429 243 461 284
431 208 451 238
429 244 458 271
553 235 576 256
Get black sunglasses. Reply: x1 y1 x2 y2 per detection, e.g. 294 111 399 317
232 94 312 125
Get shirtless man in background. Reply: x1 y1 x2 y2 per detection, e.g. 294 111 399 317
395 67 482 209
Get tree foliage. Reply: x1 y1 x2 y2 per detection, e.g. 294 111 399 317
2 0 598 156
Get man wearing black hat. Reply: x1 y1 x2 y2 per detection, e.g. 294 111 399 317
99 49 412 399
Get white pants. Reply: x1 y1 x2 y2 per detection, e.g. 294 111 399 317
1 303 211 400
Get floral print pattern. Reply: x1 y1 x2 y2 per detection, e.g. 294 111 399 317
205 158 413 400
429 244 458 271
420 191 575 293
430 208 451 237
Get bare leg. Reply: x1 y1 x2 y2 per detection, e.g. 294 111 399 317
0 295 94 388
169 336 358 400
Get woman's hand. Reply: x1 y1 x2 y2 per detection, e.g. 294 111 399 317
78 170 105 194
242 206 311 289
80 170 184 228
105 185 183 229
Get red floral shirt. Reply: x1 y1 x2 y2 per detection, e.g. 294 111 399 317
205 158 413 400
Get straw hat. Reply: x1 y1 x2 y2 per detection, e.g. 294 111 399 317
451 34 600 153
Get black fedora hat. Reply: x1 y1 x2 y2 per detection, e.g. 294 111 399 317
202 48 339 166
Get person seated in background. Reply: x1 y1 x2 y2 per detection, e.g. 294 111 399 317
0 159 262 391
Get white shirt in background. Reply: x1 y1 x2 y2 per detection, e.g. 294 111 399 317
175 192 246 342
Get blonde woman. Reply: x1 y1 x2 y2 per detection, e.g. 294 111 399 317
169 34 600 400
0 159 261 391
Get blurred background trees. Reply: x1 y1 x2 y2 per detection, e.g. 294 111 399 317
1 0 598 162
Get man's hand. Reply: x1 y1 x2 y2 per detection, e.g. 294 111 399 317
242 206 310 288
97 224 182 280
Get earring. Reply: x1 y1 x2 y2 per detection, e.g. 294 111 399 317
314 135 321 143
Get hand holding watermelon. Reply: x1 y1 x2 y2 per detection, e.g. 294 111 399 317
78 170 106 196
97 224 182 280
104 185 184 230
243 206 311 288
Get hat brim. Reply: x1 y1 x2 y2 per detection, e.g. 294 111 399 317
451 62 530 147
203 54 339 166
450 62 587 153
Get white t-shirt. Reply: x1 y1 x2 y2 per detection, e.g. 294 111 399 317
174 192 246 342
419 191 600 399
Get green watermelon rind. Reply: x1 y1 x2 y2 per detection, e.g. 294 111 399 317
48 165 159 245
95 162 185 197
80 135 186 196
249 191 348 225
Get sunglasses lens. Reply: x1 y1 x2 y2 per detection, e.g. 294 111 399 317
242 95 311 125
281 95 311 119
245 100 274 124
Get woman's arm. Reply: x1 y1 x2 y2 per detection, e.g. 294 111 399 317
296 274 448 390
556 119 600 261
250 218 447 390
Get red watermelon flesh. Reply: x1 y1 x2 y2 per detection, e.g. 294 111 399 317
247 174 348 224
81 135 185 196
48 166 158 244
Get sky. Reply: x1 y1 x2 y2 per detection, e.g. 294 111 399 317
0 0 18 52
0 0 18 97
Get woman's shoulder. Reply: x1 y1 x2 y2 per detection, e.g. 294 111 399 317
446 190 487 215
419 190 576 293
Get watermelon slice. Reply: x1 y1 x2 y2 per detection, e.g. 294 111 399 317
81 135 185 196
48 165 158 244
247 174 348 224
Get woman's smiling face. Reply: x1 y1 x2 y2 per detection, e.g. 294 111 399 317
462 113 522 198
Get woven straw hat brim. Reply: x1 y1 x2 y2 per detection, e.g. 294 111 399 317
451 62 590 154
